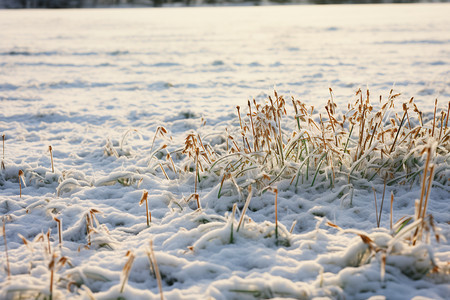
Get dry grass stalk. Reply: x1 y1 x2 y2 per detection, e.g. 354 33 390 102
414 164 435 245
46 229 51 254
195 148 199 193
185 193 201 210
1 134 5 170
194 193 200 210
380 254 387 283
289 220 297 234
120 128 140 151
230 203 237 243
373 187 379 228
120 250 135 293
390 192 394 231
275 188 278 239
53 216 62 246
446 101 449 131
432 99 437 137
48 252 56 300
2 216 11 279
48 249 69 300
149 240 164 300
438 111 445 141
18 169 25 198
412 146 434 245
139 190 151 226
166 153 177 174
85 209 102 247
150 126 169 153
49 145 54 173
159 163 169 180
236 106 247 151
236 186 253 232
378 176 387 227
248 100 258 151
416 147 431 225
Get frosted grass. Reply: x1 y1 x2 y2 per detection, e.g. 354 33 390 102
0 4 449 300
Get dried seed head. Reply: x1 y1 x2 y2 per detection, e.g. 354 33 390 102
359 234 374 245
139 190 149 206
326 221 342 230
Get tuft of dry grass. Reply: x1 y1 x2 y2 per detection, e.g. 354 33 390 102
198 89 448 198
84 209 103 248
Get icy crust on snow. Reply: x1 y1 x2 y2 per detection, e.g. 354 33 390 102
1 4 450 300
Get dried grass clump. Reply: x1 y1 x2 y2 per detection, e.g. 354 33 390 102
202 89 448 197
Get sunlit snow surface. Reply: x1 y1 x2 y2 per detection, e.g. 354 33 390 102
0 4 449 300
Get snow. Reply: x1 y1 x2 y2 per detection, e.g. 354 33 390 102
1 3 449 300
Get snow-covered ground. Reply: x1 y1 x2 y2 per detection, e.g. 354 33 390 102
0 4 449 300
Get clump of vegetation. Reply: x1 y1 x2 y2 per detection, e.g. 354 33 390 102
202 89 448 198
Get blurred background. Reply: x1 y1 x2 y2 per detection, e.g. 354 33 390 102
1 0 448 9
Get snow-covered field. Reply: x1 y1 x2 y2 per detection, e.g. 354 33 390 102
0 4 449 299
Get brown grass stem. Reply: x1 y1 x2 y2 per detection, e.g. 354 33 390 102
421 164 435 221
54 217 62 246
432 99 437 137
388 110 407 154
248 100 258 151
149 240 164 300
417 147 431 222
274 188 278 240
49 252 56 300
195 148 199 194
373 187 379 228
236 106 246 150
159 163 169 180
120 250 135 293
1 134 5 170
446 101 449 131
166 153 177 174
378 176 387 227
139 190 150 226
150 126 168 153
438 111 445 141
236 186 253 232
18 170 24 198
289 220 297 234
49 145 54 173
2 217 11 279
390 192 394 231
